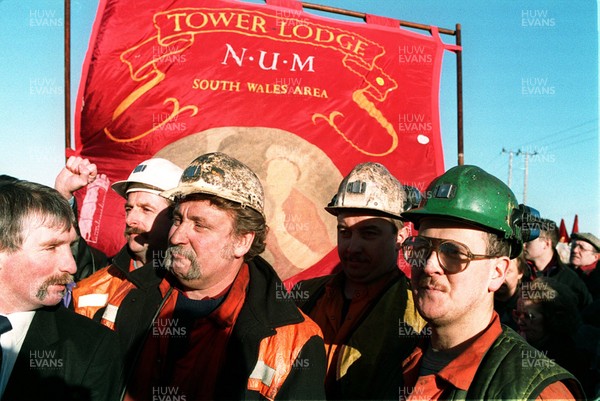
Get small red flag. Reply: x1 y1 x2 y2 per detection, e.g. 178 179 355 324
558 219 569 243
571 215 579 235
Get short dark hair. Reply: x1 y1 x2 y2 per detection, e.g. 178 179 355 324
0 174 19 184
485 231 512 257
0 181 75 252
539 218 559 247
513 253 529 275
176 193 267 261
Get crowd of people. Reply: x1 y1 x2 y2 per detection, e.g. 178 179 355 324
0 153 598 400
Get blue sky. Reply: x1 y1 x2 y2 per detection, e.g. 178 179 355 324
0 0 598 234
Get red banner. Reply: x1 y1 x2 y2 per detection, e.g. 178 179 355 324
74 0 452 281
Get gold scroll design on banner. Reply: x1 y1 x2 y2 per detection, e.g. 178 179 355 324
103 7 398 151
103 27 199 142
312 64 398 157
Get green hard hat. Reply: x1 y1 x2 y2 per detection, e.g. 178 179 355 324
402 165 526 256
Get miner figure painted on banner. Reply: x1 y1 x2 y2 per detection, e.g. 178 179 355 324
295 162 426 400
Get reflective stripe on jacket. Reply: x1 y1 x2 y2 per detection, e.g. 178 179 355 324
247 309 323 400
73 264 129 330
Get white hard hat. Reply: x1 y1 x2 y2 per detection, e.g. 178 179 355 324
161 152 265 217
325 162 419 219
111 158 183 199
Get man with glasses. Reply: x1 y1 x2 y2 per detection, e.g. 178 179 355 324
570 232 600 300
400 165 584 400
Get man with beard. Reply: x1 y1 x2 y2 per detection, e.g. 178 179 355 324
0 180 122 401
294 162 425 400
400 165 584 400
124 152 326 401
71 158 182 375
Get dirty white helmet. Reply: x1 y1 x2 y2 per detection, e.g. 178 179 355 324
325 162 419 219
161 152 264 217
111 158 183 199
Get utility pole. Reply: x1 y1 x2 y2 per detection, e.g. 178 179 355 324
516 150 537 204
501 148 514 188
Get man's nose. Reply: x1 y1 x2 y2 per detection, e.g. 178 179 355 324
169 222 190 246
60 246 77 275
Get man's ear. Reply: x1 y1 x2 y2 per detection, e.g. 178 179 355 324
233 232 255 259
489 256 510 292
542 236 552 250
396 225 411 250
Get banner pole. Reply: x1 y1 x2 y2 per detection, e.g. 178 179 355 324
302 2 456 35
64 0 71 156
456 23 463 165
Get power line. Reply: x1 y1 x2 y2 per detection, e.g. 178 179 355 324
540 128 597 149
516 118 598 149
549 135 596 152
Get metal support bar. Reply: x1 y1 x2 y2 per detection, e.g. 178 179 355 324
456 24 463 165
64 0 71 155
301 2 457 35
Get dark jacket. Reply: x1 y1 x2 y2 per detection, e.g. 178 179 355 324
72 235 109 282
451 327 584 400
214 256 327 400
2 305 123 401
573 261 600 300
297 270 424 400
115 256 326 400
494 289 520 331
530 253 592 311
72 246 167 377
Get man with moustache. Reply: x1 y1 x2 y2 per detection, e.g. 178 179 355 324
400 165 584 400
124 152 326 401
71 158 182 374
295 162 425 400
0 180 122 401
